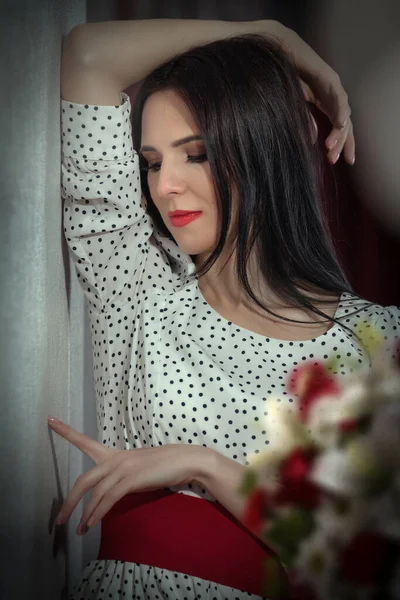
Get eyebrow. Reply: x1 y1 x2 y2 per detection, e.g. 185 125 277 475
139 135 204 153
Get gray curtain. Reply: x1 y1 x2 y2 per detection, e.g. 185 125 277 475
0 0 90 598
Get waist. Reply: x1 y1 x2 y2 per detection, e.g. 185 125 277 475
97 489 286 598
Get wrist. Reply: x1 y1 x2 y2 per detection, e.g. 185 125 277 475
191 448 248 522
251 19 288 41
190 446 219 487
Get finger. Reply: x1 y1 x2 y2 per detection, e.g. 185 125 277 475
342 121 356 165
326 120 351 164
334 100 350 131
55 461 111 525
325 115 350 151
330 78 351 130
78 469 125 534
325 129 340 151
300 79 315 104
310 113 318 144
86 475 136 529
48 416 108 464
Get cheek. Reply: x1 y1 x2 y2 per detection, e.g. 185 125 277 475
146 178 161 209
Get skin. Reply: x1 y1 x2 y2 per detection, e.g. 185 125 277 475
48 417 246 536
140 89 221 261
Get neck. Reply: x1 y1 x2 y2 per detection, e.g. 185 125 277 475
194 246 284 313
194 247 339 325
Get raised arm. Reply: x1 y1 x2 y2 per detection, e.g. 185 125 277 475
61 19 256 105
62 18 355 164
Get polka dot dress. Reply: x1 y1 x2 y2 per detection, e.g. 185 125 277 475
61 92 400 599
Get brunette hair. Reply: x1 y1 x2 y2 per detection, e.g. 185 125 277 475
132 34 372 352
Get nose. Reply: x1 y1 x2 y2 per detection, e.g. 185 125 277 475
155 161 186 199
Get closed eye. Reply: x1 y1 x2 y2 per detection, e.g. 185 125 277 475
141 154 208 173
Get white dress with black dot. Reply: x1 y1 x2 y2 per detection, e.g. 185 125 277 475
61 92 400 600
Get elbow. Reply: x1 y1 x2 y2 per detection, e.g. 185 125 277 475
62 24 93 68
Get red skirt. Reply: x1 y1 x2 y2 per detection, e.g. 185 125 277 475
97 489 286 598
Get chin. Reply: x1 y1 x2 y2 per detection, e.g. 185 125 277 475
173 239 214 257
167 228 217 258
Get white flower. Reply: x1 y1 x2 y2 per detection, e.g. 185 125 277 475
261 395 309 463
307 380 370 449
314 496 369 545
246 448 280 489
310 445 375 496
375 372 400 403
293 529 338 600
345 436 383 479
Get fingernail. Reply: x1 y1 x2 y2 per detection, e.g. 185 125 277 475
77 524 88 535
48 416 60 424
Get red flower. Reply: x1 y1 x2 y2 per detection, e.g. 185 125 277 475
338 418 358 433
339 531 387 586
288 362 340 422
275 448 321 509
242 487 269 535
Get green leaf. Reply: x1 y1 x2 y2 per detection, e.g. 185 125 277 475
239 468 259 496
325 354 340 374
325 354 361 375
261 557 282 599
338 413 373 448
265 508 314 551
356 321 383 356
364 467 393 497
275 544 298 568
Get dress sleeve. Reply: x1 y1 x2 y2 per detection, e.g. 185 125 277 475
61 92 153 311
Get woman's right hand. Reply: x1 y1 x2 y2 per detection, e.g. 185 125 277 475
258 20 355 166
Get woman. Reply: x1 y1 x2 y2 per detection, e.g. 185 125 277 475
53 18 399 600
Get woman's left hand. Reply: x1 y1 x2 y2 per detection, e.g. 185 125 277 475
257 20 355 166
48 416 208 534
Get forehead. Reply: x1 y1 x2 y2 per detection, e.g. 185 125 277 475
141 90 197 138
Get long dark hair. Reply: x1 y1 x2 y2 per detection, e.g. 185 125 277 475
132 34 372 352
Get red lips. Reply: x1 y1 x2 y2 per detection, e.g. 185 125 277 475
168 211 203 228
168 210 200 217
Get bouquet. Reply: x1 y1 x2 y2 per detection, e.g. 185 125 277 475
241 323 400 600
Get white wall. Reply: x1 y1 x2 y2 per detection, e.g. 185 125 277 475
0 1 88 598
